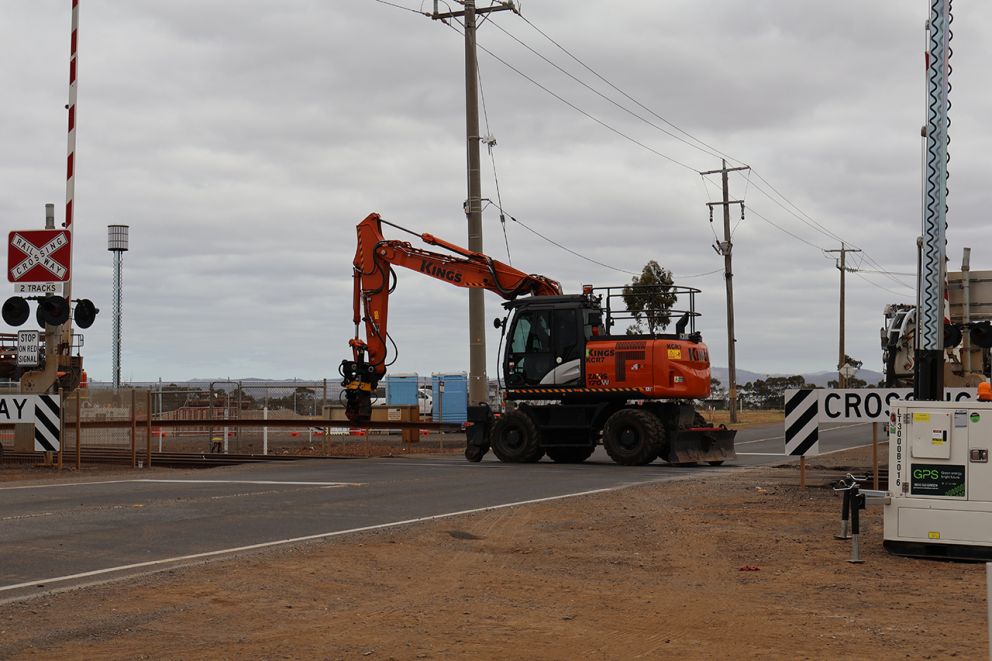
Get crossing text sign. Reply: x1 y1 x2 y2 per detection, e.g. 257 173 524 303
812 387 975 422
784 387 978 457
8 230 72 284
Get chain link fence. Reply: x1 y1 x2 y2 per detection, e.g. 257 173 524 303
1 380 461 464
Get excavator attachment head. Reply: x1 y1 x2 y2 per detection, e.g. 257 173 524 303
344 388 372 424
340 358 375 424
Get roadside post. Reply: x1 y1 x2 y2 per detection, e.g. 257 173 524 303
145 389 152 468
871 423 879 490
130 389 137 468
57 388 63 470
438 379 445 450
75 389 81 470
263 406 268 455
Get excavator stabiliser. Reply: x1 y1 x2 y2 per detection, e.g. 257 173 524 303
663 424 737 464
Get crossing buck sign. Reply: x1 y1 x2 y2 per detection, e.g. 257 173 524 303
8 230 72 290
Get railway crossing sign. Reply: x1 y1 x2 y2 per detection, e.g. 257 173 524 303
8 230 72 289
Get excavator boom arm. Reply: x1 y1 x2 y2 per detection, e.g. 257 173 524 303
342 213 561 422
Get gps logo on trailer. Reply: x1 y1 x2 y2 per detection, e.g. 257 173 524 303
784 389 819 456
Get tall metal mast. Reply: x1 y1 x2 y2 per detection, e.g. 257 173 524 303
916 0 953 400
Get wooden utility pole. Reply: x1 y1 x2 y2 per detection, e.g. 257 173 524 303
702 160 749 423
432 1 516 406
825 244 861 387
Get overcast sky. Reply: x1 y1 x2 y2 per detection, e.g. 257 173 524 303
1 1 990 384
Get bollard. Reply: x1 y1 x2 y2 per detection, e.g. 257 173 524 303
833 473 868 563
835 488 852 540
848 488 866 564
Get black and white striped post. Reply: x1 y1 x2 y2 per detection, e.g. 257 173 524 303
785 389 819 488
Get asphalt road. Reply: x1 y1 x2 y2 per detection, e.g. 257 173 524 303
0 421 876 602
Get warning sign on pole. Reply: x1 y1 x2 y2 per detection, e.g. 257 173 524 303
16 330 40 367
8 230 72 286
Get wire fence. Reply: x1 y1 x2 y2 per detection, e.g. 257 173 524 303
0 380 463 467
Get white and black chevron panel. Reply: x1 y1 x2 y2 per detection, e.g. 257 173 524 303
784 389 818 456
34 394 60 452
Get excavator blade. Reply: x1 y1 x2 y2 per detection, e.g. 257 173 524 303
661 426 737 465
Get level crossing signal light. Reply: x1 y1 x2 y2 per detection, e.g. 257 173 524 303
1 295 99 329
943 321 992 349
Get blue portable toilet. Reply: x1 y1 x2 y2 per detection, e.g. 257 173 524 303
386 373 419 406
432 372 468 423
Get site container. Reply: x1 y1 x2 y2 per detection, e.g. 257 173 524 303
432 372 468 424
385 373 419 406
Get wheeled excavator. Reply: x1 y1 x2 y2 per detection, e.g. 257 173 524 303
340 213 736 466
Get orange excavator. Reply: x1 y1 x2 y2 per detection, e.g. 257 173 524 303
341 212 736 466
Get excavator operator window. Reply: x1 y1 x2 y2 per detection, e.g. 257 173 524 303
506 309 554 386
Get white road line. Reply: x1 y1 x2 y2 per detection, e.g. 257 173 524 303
134 480 361 487
734 422 869 446
819 441 879 456
0 485 631 594
0 479 361 491
749 441 882 460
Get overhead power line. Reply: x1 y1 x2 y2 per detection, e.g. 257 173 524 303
503 11 914 288
440 21 702 172
512 12 747 168
372 0 430 16
744 205 826 252
374 1 912 289
481 201 638 276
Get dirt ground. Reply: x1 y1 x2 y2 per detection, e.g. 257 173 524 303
0 443 988 660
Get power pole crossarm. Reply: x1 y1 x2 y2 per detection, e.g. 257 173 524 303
431 2 516 21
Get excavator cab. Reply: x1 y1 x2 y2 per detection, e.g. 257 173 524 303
502 295 595 387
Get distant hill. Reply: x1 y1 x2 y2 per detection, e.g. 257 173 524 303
711 367 885 388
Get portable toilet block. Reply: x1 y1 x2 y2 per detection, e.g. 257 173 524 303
385 373 419 406
432 372 468 424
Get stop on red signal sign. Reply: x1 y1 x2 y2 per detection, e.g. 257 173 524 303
7 230 72 283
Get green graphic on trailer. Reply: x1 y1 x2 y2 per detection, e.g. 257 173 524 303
910 464 966 497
